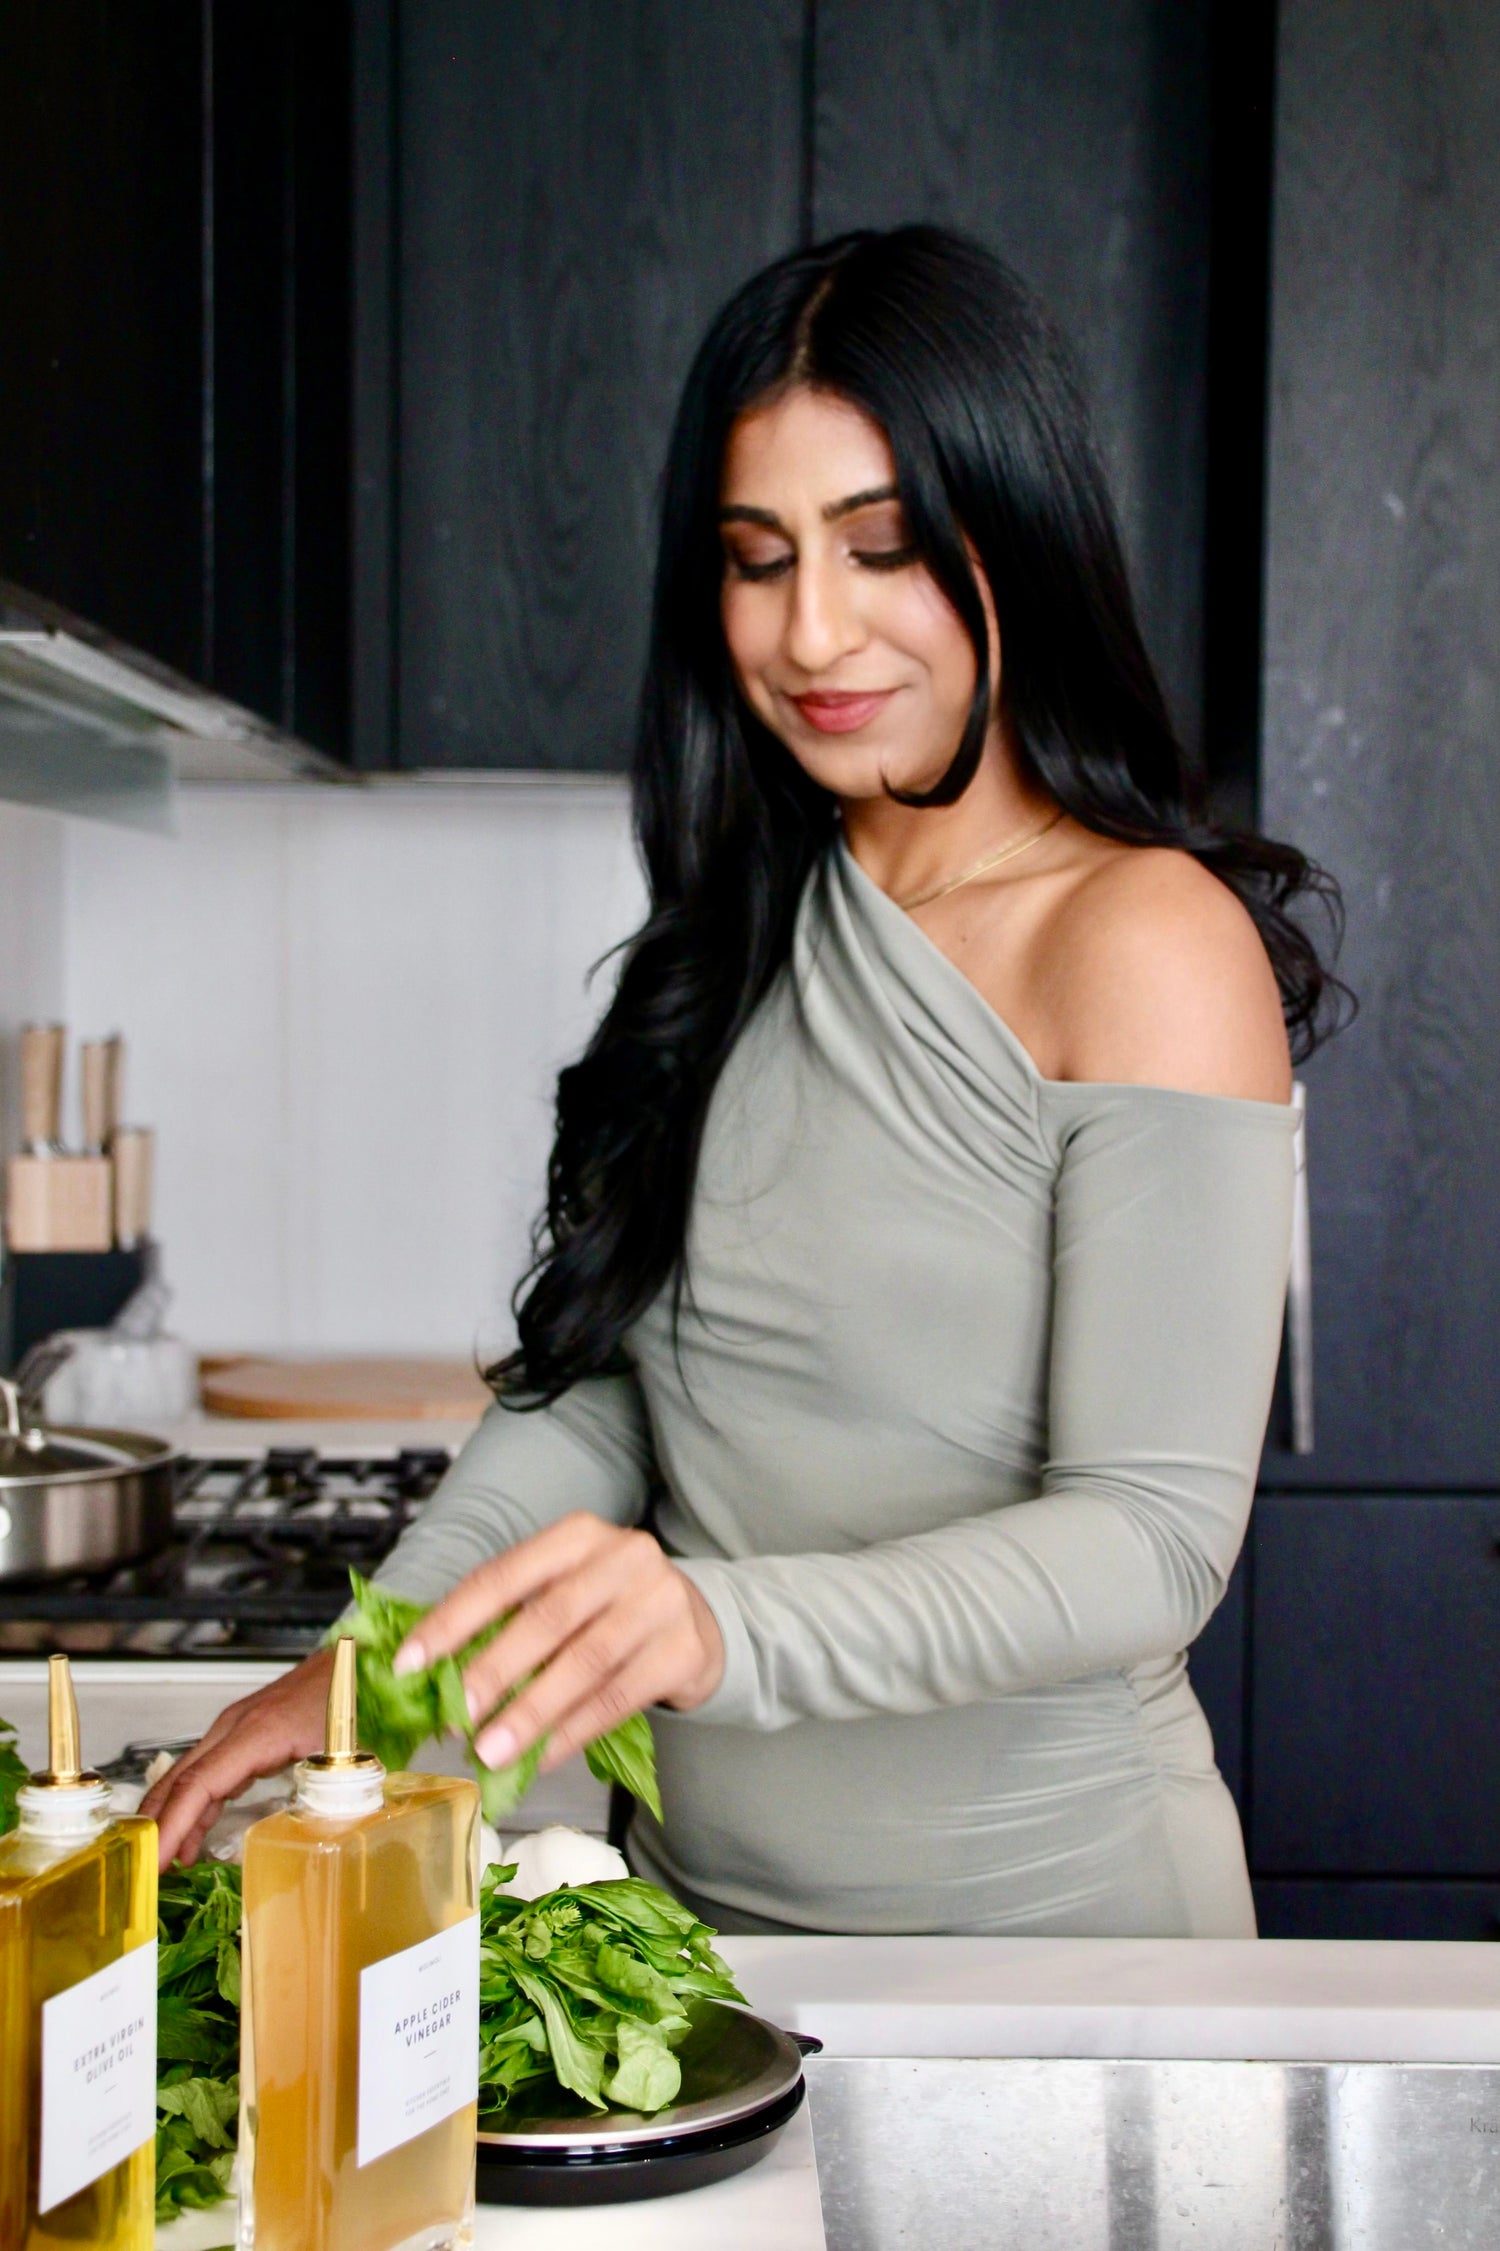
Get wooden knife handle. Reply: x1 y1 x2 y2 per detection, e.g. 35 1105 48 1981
113 1124 154 1247
19 1023 65 1153
80 1037 121 1153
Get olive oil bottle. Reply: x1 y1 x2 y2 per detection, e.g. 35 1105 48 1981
0 1655 157 2251
240 1638 480 2251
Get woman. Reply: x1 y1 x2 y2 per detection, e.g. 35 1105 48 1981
147 227 1344 1935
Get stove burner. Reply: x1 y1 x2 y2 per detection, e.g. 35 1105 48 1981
0 1446 454 1658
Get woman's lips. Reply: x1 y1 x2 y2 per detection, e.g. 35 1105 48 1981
789 689 897 734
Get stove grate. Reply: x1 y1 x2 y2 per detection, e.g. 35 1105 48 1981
0 1447 453 1657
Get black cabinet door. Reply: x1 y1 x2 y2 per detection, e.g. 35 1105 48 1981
1250 1493 1500 1877
811 0 1213 758
0 1 205 680
0 2 353 758
1258 0 1500 1488
1256 1880 1500 1943
384 1 805 772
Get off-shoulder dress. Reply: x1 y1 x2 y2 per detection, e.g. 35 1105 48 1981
371 838 1297 1936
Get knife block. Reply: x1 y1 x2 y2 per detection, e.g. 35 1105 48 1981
5 1154 113 1252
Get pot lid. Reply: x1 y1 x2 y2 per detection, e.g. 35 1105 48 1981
0 1376 142 1484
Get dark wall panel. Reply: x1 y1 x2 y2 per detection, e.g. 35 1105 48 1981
1259 0 1500 1487
395 1 805 770
812 0 1212 753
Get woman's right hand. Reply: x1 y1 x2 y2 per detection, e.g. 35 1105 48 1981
140 1646 335 1872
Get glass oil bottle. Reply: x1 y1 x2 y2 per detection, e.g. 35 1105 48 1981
239 1636 480 2251
0 1654 157 2251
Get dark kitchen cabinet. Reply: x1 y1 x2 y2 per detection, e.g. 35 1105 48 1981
1256 0 1500 1492
362 1 806 771
1249 1494 1500 1879
0 1 353 759
810 0 1214 764
1255 1882 1500 1944
362 1 1252 781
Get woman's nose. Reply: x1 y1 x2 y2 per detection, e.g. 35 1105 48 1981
784 555 866 675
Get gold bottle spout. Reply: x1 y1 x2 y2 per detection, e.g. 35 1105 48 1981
301 1637 383 1784
27 1653 104 1795
325 1636 361 1764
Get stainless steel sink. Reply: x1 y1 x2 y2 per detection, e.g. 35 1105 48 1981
805 2056 1500 2249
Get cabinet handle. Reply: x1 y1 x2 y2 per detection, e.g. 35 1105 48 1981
1287 1080 1314 1454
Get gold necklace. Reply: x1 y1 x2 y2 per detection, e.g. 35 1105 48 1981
894 809 1064 911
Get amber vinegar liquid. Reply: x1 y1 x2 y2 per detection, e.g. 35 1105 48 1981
0 1816 156 2251
240 1771 477 2251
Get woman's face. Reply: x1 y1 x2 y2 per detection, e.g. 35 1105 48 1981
718 386 996 800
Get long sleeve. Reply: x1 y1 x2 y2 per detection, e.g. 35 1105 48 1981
370 1370 655 1605
673 1087 1295 1732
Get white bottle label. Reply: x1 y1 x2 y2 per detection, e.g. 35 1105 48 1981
357 1913 480 2168
38 1937 158 2215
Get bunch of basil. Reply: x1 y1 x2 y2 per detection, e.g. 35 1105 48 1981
153 1860 244 2220
477 1862 744 2116
342 1571 663 1825
0 1718 24 1835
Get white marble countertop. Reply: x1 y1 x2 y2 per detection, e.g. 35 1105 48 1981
723 1932 1500 2064
149 1932 1500 2247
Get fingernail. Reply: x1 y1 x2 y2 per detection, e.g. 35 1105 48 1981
476 1724 516 1766
392 1640 424 1677
465 1684 482 1723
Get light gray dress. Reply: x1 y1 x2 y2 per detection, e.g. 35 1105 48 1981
372 840 1297 1937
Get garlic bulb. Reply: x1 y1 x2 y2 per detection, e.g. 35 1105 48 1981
498 1824 629 1899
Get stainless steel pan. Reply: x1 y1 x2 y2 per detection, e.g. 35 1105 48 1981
0 1374 176 1581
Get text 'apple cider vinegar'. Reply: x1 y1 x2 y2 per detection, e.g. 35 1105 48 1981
239 1636 480 2251
0 1654 158 2250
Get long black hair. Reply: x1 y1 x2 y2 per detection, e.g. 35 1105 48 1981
493 225 1348 1405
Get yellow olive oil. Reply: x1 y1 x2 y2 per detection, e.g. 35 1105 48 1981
239 1643 479 2251
0 1657 157 2251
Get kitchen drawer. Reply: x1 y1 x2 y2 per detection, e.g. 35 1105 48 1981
1250 1493 1500 1874
1256 1880 1500 1942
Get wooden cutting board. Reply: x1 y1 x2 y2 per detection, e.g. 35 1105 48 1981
201 1355 492 1422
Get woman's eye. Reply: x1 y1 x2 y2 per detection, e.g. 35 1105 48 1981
852 543 919 573
727 550 794 583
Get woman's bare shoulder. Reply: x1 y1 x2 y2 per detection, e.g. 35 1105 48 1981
1038 843 1292 1101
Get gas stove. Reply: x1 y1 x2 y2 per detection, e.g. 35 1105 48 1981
0 1444 453 1657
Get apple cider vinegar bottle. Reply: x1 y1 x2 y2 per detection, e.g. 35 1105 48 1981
239 1637 480 2251
0 1655 157 2251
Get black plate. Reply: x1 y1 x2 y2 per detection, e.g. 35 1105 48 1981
475 2077 805 2205
475 1999 808 2206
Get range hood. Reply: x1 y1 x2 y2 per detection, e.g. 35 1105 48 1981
0 580 353 832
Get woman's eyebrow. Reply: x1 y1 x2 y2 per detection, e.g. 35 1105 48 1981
823 483 900 522
718 483 901 529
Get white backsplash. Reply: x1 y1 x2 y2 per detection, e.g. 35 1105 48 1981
0 800 67 1157
54 780 644 1355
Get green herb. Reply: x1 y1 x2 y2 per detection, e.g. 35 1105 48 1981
0 1717 26 1837
342 1571 663 1827
477 1865 743 2117
154 1861 242 2221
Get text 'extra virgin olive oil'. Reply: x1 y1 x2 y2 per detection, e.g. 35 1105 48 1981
239 1637 481 2251
0 1654 157 2250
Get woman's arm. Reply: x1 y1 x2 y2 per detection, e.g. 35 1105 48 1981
367 1369 656 1602
671 1085 1295 1729
141 1371 660 1865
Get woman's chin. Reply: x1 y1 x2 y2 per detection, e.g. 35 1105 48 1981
780 728 947 803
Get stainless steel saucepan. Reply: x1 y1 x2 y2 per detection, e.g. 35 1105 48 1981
0 1374 176 1581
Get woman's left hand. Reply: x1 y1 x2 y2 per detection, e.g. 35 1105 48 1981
390 1513 725 1774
